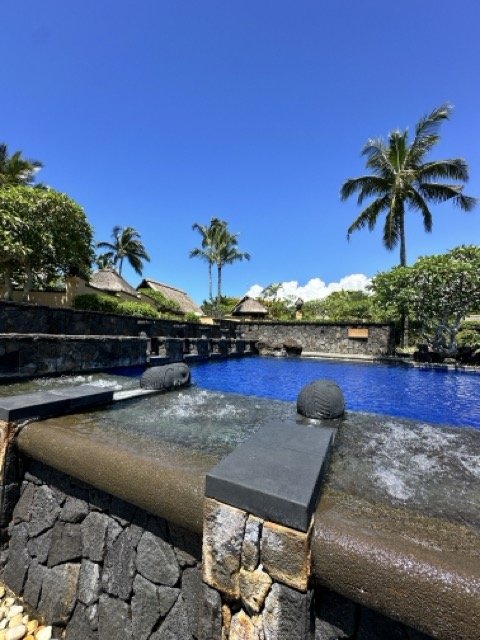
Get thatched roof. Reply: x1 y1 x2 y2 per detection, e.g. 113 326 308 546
137 278 203 315
231 296 268 316
89 269 139 297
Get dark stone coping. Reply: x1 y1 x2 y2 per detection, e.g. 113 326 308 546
206 421 335 531
0 384 115 421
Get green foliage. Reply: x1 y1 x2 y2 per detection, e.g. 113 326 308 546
185 312 200 323
138 288 181 313
303 291 375 321
74 293 159 318
202 296 239 316
371 246 480 352
97 225 150 276
0 143 43 186
261 299 296 321
0 186 94 298
457 323 480 348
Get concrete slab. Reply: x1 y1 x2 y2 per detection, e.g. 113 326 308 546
0 385 114 421
206 421 335 531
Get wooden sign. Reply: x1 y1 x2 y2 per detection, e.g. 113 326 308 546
348 327 369 339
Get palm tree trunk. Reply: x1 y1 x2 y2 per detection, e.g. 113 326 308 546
217 264 222 316
118 257 123 275
208 262 213 302
399 214 409 347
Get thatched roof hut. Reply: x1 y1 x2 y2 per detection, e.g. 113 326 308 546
137 278 203 315
89 269 139 298
231 296 268 318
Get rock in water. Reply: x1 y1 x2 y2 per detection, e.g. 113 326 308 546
297 379 345 419
140 363 191 391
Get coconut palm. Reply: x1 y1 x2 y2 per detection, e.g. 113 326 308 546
97 226 150 276
214 225 250 303
341 104 476 267
0 143 43 186
189 218 226 302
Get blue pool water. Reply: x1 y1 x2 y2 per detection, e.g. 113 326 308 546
191 358 480 429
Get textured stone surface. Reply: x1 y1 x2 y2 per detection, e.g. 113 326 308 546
23 559 48 609
136 530 180 586
229 610 263 640
150 595 192 640
242 515 262 571
4 523 30 594
27 528 52 564
182 566 202 636
98 594 132 640
65 603 96 640
131 575 162 640
102 528 136 600
78 560 101 606
28 485 61 537
315 588 356 638
240 567 273 614
81 512 111 562
47 522 83 567
12 483 35 524
263 583 314 640
60 496 89 523
203 498 247 599
197 584 223 640
357 607 407 640
261 520 311 591
38 563 81 625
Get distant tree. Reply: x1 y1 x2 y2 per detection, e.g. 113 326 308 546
0 186 94 299
214 224 250 304
0 143 43 186
302 291 374 322
341 104 476 267
97 226 150 276
189 218 225 302
95 252 115 270
371 246 480 352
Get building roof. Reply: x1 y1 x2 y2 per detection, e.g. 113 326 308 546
137 278 203 315
231 296 268 316
89 269 139 297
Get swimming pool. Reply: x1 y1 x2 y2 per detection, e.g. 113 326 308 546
190 358 480 429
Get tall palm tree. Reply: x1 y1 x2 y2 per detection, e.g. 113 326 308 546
189 218 226 302
0 143 43 186
214 225 251 303
341 104 476 267
97 226 150 276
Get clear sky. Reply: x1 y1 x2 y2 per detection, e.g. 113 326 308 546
2 0 479 303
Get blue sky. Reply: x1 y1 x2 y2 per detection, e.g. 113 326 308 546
2 0 479 303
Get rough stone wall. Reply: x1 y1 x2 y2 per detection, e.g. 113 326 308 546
2 459 203 640
235 322 395 356
0 335 148 378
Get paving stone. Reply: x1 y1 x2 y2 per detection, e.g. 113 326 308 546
47 522 83 567
39 563 81 625
23 559 48 610
78 559 101 606
136 531 180 587
202 498 247 599
150 595 192 640
60 496 89 523
131 575 162 640
28 485 61 537
65 603 96 640
98 594 132 640
3 523 30 594
102 528 136 600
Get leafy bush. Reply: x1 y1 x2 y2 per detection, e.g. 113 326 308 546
457 322 480 348
73 293 159 318
185 312 200 323
138 288 181 313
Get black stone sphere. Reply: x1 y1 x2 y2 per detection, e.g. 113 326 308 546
140 363 191 391
297 379 345 420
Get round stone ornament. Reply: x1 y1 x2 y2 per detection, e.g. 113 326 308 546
296 379 345 419
140 363 191 390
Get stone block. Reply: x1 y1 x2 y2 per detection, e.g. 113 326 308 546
150 595 191 640
240 567 273 614
28 485 61 537
98 594 132 640
136 530 180 587
78 559 101 606
197 584 223 640
39 563 81 625
3 523 30 594
261 520 312 592
0 483 21 527
23 559 48 610
27 528 52 564
131 575 163 640
102 528 136 600
229 610 263 640
81 512 111 562
47 522 83 567
12 483 35 524
242 515 262 571
60 496 89 523
263 583 314 640
182 566 202 636
202 498 247 599
65 603 97 640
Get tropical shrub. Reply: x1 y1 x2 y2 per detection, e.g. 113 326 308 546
73 293 159 318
